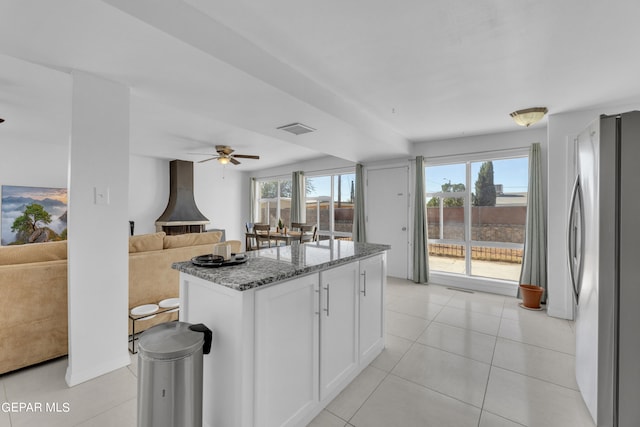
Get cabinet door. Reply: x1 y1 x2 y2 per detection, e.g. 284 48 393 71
359 254 385 362
254 274 320 427
319 262 359 400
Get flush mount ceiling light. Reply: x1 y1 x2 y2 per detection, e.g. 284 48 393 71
510 107 548 127
277 122 316 135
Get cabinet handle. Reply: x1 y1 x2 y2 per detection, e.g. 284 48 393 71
324 284 330 316
315 288 320 315
361 271 367 296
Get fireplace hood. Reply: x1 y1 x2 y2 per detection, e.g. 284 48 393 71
155 160 209 232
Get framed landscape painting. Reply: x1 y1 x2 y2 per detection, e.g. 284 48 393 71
1 185 68 246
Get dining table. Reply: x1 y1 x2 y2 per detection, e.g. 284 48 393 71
245 230 305 250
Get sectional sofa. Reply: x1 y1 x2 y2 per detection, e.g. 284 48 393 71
0 231 240 374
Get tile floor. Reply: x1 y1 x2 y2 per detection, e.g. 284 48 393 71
0 278 595 427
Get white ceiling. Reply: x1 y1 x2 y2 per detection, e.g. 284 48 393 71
1 0 640 171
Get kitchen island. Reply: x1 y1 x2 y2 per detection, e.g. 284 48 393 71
172 239 389 427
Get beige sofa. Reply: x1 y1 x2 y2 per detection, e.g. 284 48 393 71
0 241 68 376
0 232 240 375
128 232 240 334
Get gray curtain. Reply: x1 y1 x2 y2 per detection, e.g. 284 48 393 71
352 163 367 242
291 171 305 224
519 143 547 301
413 156 429 283
250 177 256 223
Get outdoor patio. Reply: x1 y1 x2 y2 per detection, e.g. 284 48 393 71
429 255 522 282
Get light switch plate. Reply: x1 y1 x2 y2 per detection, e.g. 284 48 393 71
94 186 110 205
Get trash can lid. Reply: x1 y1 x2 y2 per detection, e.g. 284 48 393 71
138 322 207 360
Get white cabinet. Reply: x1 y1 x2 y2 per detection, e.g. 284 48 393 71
359 254 385 362
184 251 386 427
319 262 359 400
254 274 320 427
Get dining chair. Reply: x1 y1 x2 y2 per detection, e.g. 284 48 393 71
253 223 273 248
291 223 317 243
245 222 255 251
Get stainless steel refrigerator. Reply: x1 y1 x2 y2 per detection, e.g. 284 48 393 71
569 111 640 427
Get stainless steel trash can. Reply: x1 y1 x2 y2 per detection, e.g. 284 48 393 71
137 321 212 427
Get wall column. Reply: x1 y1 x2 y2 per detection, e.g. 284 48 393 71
66 71 130 386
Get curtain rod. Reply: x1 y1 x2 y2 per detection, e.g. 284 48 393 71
252 165 356 181
417 145 533 163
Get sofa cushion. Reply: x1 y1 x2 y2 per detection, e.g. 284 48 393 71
129 232 166 253
163 231 222 249
0 241 68 266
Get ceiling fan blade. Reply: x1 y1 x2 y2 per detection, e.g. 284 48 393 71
232 154 260 159
230 157 241 165
198 157 218 163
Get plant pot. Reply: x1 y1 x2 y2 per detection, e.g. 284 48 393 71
520 284 544 309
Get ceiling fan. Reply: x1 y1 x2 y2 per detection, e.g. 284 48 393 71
198 145 260 165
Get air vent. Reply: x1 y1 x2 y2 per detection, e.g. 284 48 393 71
277 122 316 135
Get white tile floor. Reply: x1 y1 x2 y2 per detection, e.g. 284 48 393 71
309 277 595 427
0 278 595 427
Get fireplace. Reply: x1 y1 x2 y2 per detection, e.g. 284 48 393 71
159 224 206 235
155 160 209 235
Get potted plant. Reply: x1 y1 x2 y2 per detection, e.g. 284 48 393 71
277 218 284 234
519 284 544 310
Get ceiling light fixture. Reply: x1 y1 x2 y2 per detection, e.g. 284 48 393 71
510 107 548 127
277 122 316 135
217 156 230 165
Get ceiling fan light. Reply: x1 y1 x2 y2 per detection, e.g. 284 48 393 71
218 156 230 165
510 107 548 127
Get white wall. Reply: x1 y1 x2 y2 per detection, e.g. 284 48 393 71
193 162 244 242
128 155 245 241
412 127 547 160
0 141 68 189
128 155 168 235
250 155 355 180
66 71 131 386
0 55 69 200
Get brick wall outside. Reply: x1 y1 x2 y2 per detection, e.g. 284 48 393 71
427 205 526 263
260 205 354 233
428 243 523 263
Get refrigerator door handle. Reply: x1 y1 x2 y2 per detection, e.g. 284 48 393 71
576 180 585 300
567 175 581 303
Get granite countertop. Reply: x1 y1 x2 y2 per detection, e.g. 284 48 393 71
172 240 390 291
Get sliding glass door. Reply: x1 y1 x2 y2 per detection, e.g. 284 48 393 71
426 154 528 282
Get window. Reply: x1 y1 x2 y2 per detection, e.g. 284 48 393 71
426 155 528 281
306 172 355 240
256 178 292 227
254 171 355 239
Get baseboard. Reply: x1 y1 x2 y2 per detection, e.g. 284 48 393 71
65 352 131 387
